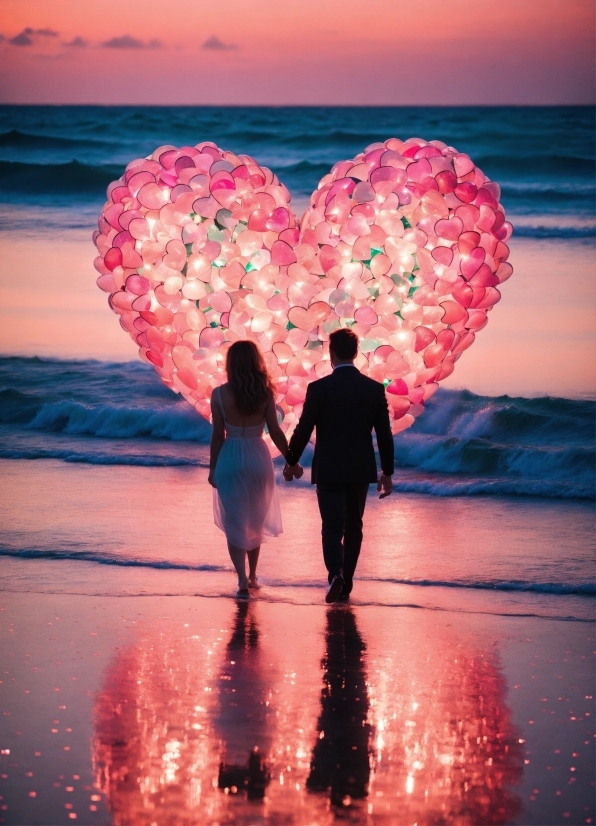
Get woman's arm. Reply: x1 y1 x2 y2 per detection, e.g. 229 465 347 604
264 396 291 459
286 381 318 466
208 393 226 487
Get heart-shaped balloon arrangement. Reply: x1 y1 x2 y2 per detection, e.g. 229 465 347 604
93 138 513 434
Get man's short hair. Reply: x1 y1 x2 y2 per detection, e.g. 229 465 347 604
329 327 359 361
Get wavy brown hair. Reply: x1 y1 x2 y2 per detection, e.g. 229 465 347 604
225 341 275 416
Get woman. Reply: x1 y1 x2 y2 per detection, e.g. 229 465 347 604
208 340 301 597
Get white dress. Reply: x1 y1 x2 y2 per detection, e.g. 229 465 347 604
212 386 283 550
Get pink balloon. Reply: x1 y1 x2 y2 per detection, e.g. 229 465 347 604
94 138 513 432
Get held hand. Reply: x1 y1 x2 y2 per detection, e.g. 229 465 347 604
377 473 393 499
283 463 303 482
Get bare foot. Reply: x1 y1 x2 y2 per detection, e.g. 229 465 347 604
248 576 261 590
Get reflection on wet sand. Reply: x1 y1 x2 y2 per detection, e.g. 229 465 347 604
364 618 524 824
307 608 372 808
215 601 272 799
93 605 523 825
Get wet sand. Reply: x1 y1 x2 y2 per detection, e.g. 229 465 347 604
0 591 593 826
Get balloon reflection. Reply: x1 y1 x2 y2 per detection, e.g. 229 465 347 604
364 628 524 823
92 606 523 825
92 625 220 825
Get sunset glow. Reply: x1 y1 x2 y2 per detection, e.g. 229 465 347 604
0 0 594 104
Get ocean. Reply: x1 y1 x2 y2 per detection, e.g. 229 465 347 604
0 106 594 621
0 105 594 235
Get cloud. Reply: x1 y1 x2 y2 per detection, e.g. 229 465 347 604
9 27 59 46
64 36 87 48
10 29 34 46
102 34 162 49
202 34 237 51
102 34 143 49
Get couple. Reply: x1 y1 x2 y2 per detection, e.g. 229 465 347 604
208 328 395 602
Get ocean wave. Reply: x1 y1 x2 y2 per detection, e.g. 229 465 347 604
500 180 595 194
391 474 593 500
24 399 212 442
401 390 595 444
511 224 596 238
266 160 337 193
0 357 593 499
0 547 225 570
0 159 120 196
339 575 594 596
394 433 593 481
1 547 592 597
473 153 595 176
387 391 595 496
0 446 207 466
0 129 109 150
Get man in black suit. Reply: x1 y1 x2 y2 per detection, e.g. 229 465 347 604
284 328 394 603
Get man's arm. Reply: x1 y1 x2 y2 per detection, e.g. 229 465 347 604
286 382 319 466
374 386 395 477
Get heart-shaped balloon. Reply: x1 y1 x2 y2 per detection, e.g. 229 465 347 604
93 139 513 433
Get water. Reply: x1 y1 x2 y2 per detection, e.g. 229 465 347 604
0 105 594 235
0 356 593 499
0 354 594 623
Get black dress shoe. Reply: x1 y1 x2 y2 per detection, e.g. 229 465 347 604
325 574 345 604
337 591 350 601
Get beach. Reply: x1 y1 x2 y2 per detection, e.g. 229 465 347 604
0 105 594 824
1 583 594 824
1 463 594 824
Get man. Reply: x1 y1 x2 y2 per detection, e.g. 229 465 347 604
284 328 394 604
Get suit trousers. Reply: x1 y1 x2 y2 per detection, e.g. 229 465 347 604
316 482 369 593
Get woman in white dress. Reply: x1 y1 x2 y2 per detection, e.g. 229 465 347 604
208 341 302 597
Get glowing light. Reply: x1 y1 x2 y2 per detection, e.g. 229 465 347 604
94 139 513 434
162 739 181 785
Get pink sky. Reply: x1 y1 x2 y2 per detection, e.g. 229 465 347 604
0 0 594 104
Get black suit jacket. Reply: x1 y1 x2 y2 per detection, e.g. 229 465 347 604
287 366 395 485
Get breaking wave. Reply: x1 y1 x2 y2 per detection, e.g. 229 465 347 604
0 357 593 499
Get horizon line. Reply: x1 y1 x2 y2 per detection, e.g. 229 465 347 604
1 102 594 108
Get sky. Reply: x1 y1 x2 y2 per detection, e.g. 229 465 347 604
0 0 594 105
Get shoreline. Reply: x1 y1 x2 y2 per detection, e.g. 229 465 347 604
0 459 593 622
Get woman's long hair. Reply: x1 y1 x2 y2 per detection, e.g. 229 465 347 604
225 341 275 416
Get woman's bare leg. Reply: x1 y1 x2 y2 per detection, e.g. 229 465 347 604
227 543 249 590
247 547 261 587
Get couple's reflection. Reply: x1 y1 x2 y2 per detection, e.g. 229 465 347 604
217 603 371 809
307 606 371 807
215 600 271 800
92 602 523 824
